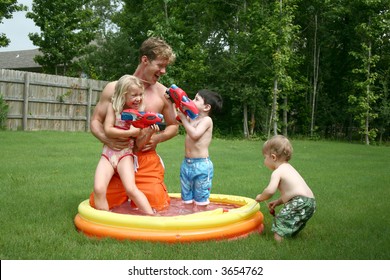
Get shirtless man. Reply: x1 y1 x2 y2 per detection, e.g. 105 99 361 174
255 135 316 241
89 37 178 211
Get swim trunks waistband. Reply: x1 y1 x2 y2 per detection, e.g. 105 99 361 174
184 157 210 163
288 195 315 203
135 150 157 156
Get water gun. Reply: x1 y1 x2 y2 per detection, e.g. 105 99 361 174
121 109 166 130
166 84 199 120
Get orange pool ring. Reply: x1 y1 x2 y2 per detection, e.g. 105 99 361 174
74 193 264 242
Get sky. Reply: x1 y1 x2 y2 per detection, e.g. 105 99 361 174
0 0 39 52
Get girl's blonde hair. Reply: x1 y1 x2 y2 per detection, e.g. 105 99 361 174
111 75 144 113
262 135 293 161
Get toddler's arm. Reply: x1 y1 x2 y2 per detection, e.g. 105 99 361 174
268 198 283 209
255 170 281 202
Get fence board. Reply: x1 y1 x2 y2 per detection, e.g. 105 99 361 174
0 69 108 131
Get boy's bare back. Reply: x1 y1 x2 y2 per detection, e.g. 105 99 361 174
271 162 314 203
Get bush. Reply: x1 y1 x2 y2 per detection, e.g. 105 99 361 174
0 94 9 130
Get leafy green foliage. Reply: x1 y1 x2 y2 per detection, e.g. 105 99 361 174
0 0 27 47
26 0 99 75
347 0 389 144
0 94 9 130
28 0 390 143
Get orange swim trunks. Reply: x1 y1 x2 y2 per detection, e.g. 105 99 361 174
89 150 170 211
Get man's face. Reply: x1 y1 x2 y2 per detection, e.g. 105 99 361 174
144 57 170 85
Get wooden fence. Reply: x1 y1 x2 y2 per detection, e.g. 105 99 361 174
0 69 108 131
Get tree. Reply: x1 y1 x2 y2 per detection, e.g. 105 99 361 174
87 0 121 38
77 0 390 142
259 0 302 136
295 0 328 138
348 0 389 145
0 0 26 47
26 0 99 75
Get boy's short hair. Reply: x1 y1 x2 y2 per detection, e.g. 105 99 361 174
139 37 176 64
262 135 293 161
197 89 223 116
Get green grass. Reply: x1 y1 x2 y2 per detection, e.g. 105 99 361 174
0 131 389 260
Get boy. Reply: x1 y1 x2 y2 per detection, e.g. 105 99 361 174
176 89 222 210
255 135 316 241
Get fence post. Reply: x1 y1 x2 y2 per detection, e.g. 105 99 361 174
86 81 92 132
23 72 30 130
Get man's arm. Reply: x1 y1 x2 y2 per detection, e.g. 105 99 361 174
91 81 129 150
155 100 179 142
142 94 178 151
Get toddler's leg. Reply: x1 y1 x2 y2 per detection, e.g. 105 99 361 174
93 157 115 211
274 232 283 242
117 157 154 215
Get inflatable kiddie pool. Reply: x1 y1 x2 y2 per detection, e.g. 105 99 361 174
74 193 264 242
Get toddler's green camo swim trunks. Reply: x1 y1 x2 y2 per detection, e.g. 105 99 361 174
272 195 316 237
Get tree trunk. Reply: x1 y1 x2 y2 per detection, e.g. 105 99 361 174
283 96 288 136
243 102 249 138
365 41 372 145
310 14 320 138
250 110 255 136
272 78 278 135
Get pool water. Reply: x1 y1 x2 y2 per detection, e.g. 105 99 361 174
110 197 240 216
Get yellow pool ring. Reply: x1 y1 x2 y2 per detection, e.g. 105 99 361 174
74 193 264 242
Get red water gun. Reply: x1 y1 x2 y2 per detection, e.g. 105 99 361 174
121 109 165 130
166 84 199 120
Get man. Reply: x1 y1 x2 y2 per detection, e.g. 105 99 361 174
89 37 178 211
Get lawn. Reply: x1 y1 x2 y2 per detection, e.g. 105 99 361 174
0 131 389 260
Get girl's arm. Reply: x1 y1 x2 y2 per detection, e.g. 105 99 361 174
136 125 160 150
104 106 141 138
90 81 130 150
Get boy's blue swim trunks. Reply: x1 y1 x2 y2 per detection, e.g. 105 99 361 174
180 157 213 205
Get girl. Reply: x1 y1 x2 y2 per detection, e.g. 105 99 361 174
93 75 157 214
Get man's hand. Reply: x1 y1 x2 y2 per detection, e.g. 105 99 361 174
135 124 160 152
141 134 159 151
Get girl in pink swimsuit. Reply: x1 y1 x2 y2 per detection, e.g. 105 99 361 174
93 75 158 214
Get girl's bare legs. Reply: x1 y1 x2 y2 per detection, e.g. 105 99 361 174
93 157 115 211
117 156 154 215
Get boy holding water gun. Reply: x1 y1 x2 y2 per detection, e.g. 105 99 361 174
176 89 222 210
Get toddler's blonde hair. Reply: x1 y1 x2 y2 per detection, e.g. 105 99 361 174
262 135 293 161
